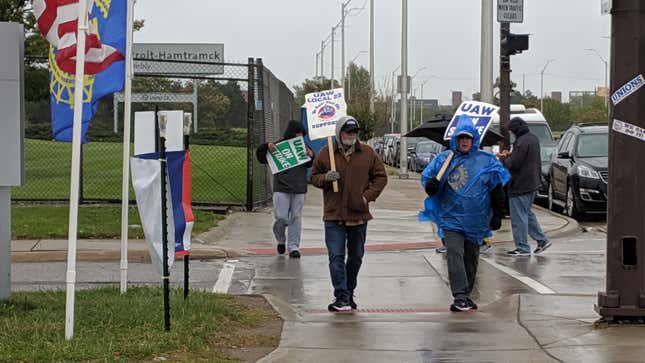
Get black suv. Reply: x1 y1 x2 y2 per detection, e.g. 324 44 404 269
548 125 608 218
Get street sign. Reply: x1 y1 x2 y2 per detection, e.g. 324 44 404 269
133 43 224 75
497 0 524 23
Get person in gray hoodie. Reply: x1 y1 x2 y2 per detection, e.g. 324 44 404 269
498 117 552 256
256 120 314 258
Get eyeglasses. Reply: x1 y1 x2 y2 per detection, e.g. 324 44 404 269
343 129 359 134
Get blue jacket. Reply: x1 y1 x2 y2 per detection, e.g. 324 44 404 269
419 123 510 244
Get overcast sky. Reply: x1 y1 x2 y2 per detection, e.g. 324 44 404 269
133 0 610 104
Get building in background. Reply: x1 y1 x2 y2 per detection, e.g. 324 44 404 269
551 91 562 103
569 91 598 107
451 91 462 108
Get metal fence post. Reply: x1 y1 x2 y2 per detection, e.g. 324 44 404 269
246 58 255 211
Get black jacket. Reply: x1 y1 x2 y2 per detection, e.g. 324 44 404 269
502 118 541 196
256 120 313 194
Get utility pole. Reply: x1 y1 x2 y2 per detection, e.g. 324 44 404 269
399 0 408 177
369 0 375 114
480 0 494 103
540 59 555 113
596 0 645 320
390 65 400 133
320 40 325 81
315 52 319 79
499 22 511 150
341 1 346 89
420 78 430 124
331 26 335 88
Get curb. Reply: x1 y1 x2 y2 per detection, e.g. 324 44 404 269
533 205 580 239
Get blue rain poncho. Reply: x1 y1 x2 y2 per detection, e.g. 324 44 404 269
419 123 510 244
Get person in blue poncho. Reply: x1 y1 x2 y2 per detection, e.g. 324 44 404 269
419 122 510 312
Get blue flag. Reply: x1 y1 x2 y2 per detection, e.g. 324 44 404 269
46 0 127 143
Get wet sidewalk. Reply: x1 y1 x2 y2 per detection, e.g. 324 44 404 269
10 178 578 262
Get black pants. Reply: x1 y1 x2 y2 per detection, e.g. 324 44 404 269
443 230 480 301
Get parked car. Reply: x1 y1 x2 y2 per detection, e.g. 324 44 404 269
409 141 444 172
383 134 399 165
537 141 558 200
548 124 608 218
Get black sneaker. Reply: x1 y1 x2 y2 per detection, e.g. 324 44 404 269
450 299 474 312
328 296 352 312
277 244 286 255
289 250 301 258
534 241 552 255
436 246 447 254
349 295 357 310
506 249 530 257
466 298 478 310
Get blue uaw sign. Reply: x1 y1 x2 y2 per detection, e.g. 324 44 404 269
444 101 499 143
305 88 347 140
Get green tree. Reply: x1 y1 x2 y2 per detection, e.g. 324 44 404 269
294 77 333 106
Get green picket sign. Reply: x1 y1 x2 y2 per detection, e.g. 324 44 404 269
267 136 311 174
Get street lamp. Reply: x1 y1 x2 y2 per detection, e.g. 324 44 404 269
418 76 436 126
347 50 367 101
409 66 427 130
390 64 401 133
585 48 609 111
540 59 556 113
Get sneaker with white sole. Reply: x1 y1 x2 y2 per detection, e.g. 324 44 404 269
436 246 447 254
450 299 475 312
328 296 352 312
506 249 531 257
480 244 493 254
534 241 552 254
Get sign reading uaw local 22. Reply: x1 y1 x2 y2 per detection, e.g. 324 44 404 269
305 88 347 140
444 101 499 143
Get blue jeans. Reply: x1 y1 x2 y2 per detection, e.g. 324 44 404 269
324 221 367 299
509 191 549 253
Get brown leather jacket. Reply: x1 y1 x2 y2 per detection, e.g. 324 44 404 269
311 142 388 221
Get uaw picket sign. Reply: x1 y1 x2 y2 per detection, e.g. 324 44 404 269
444 101 499 143
266 136 311 174
611 74 644 106
305 88 347 140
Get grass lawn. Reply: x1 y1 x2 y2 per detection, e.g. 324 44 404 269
12 139 248 204
0 287 281 362
11 205 224 239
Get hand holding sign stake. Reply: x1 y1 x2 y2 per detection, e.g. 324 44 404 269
304 88 347 193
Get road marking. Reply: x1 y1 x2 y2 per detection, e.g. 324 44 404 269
212 260 237 294
481 257 556 294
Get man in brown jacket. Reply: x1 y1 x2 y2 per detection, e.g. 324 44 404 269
311 116 388 311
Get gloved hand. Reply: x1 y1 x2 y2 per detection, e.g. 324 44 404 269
425 178 440 196
489 215 502 231
325 171 341 182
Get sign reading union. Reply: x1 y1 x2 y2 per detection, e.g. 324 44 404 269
133 43 225 75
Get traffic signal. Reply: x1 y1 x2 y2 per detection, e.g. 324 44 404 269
502 33 529 56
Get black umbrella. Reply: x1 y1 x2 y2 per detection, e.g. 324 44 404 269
405 115 503 147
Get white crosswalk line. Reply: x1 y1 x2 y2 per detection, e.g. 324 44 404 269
481 257 556 294
212 261 237 294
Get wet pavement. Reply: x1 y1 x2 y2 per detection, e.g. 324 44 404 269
11 178 645 362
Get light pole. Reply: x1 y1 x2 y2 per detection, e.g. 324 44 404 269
369 0 375 115
585 48 609 111
390 65 401 133
409 66 427 128
315 52 320 78
540 59 556 113
418 77 433 125
340 1 363 88
480 0 494 103
399 0 408 177
347 51 367 101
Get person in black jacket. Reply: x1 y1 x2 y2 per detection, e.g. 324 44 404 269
256 120 314 258
498 117 552 256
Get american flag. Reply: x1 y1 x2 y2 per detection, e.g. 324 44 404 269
33 0 124 75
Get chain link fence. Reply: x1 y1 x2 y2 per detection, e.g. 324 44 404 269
15 57 297 210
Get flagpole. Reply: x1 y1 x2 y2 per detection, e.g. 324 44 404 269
65 0 89 341
120 0 135 294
